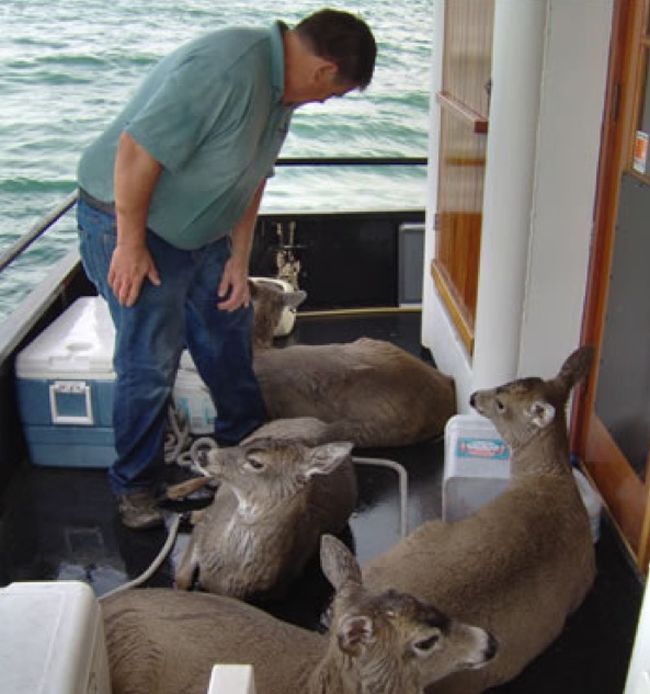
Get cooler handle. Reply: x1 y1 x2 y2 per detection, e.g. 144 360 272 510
49 381 94 425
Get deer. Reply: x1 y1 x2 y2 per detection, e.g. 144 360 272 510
249 279 457 448
361 346 596 693
102 534 498 694
174 425 357 599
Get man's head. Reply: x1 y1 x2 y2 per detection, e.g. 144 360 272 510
282 8 376 106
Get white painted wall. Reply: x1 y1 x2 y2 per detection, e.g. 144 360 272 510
517 0 613 377
422 0 613 409
471 0 548 392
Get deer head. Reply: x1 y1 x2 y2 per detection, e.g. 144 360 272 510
249 278 307 349
469 346 594 448
318 535 498 693
205 438 353 516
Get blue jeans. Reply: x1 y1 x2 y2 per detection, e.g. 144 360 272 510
77 198 267 495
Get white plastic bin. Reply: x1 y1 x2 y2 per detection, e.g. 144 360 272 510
443 414 602 542
207 664 257 694
443 414 511 522
0 580 111 694
173 357 217 435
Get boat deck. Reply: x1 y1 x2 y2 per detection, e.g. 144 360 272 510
0 310 644 693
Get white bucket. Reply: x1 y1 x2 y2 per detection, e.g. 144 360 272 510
573 468 603 543
172 367 217 435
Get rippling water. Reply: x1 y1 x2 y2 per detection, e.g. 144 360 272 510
0 0 433 320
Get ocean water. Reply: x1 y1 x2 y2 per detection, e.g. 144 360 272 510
0 0 433 320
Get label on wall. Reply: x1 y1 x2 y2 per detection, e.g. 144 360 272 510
633 131 649 175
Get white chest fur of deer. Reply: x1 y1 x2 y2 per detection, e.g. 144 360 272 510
103 535 497 694
250 279 456 447
175 437 357 598
362 347 597 693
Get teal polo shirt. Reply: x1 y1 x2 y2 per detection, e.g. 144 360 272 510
77 22 293 250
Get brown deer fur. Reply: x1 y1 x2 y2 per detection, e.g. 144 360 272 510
103 535 497 694
175 433 356 599
249 280 456 447
362 347 596 693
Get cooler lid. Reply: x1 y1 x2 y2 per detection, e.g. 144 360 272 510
15 297 116 379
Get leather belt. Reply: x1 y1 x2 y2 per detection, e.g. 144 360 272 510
78 188 116 215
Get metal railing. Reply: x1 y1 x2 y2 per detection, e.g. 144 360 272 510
0 157 427 275
0 190 79 274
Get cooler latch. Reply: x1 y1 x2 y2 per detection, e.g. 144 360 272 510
49 381 94 425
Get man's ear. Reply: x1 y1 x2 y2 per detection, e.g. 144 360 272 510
314 60 338 84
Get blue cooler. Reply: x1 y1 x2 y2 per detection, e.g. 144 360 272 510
15 297 117 468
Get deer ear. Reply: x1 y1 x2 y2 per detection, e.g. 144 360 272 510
304 442 353 478
527 400 555 428
321 534 362 589
337 615 374 656
552 345 594 400
284 289 307 309
203 447 223 475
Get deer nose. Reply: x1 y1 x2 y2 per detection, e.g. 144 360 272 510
469 392 477 408
485 632 499 660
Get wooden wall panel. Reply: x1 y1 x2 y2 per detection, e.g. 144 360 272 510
443 0 494 117
433 0 494 352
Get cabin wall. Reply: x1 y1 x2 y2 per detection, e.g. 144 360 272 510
517 0 613 378
422 0 613 408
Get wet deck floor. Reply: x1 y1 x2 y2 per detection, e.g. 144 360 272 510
0 311 645 693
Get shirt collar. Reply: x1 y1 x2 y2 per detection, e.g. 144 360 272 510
269 21 286 104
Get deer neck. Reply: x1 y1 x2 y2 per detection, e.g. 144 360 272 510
509 423 571 478
231 486 306 526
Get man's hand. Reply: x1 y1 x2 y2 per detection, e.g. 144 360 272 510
112 132 163 306
109 244 161 307
217 257 250 311
216 179 266 312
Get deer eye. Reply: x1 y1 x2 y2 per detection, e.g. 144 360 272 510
245 453 266 471
413 633 440 653
495 398 505 413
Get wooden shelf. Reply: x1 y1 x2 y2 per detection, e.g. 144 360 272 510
436 91 489 134
431 259 475 354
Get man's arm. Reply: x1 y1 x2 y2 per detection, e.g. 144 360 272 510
217 179 266 312
110 132 163 307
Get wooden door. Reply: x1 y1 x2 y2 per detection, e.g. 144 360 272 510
574 0 650 572
430 0 494 354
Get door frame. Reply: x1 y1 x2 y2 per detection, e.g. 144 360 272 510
573 0 650 571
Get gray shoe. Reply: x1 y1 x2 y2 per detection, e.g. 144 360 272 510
117 490 165 530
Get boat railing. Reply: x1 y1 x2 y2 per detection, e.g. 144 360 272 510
0 156 427 357
0 191 79 275
0 156 426 275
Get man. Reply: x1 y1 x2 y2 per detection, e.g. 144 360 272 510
76 9 376 529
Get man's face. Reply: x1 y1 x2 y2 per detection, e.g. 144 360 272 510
309 71 357 104
286 62 357 106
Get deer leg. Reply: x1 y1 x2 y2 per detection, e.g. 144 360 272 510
164 476 213 500
175 535 199 590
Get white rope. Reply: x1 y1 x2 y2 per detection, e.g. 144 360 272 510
352 456 409 539
164 403 191 464
97 451 408 602
98 413 217 602
165 404 217 476
98 513 182 601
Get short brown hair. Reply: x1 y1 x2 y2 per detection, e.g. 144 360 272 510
295 9 376 90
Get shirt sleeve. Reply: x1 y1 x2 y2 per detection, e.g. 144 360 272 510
124 59 239 173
